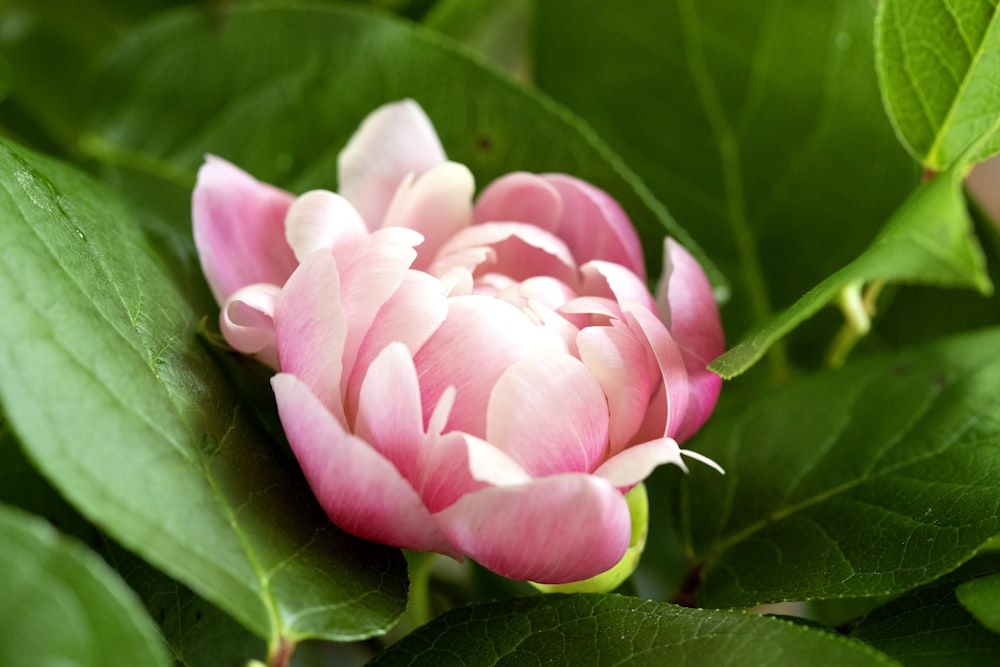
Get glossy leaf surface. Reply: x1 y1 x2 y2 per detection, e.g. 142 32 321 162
679 328 1000 607
0 138 408 647
371 594 895 666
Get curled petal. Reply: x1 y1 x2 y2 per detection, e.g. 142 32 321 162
624 303 690 440
487 350 609 476
272 373 455 555
338 99 448 228
579 260 656 314
220 283 281 369
542 174 646 279
435 266 475 297
383 162 475 268
284 189 367 264
428 246 496 284
561 295 622 320
474 172 563 232
434 474 631 584
433 222 578 286
657 239 725 441
193 155 297 303
593 437 686 490
577 320 655 455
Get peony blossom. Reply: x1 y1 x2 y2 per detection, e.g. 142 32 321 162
193 100 724 584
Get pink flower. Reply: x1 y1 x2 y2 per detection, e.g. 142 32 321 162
193 100 724 584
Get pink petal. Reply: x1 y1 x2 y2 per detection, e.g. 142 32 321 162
656 239 724 441
425 386 456 440
274 250 348 426
382 162 475 269
486 350 609 476
219 283 281 369
417 430 534 513
276 228 422 426
337 227 424 398
434 474 631 583
579 260 657 313
427 247 496 286
272 373 455 555
577 320 655 455
433 222 579 286
338 99 447 228
412 295 565 438
624 303 690 440
561 295 622 320
541 174 646 280
354 343 425 485
345 270 449 422
474 172 563 232
463 435 534 486
496 276 578 312
491 276 585 350
283 189 367 264
593 437 686 490
418 431 490 513
192 155 298 303
524 300 582 355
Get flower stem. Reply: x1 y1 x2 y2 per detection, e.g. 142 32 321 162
404 550 438 629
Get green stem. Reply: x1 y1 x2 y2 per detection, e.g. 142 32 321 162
825 280 885 368
404 550 438 629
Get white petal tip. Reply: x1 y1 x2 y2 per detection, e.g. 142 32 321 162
680 449 725 475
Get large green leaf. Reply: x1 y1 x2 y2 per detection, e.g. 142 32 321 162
0 0 178 153
106 544 268 667
0 503 171 667
710 167 991 378
0 138 407 650
533 0 918 361
852 563 1000 666
0 416 266 667
956 573 1000 634
677 328 1000 607
876 0 1000 170
81 2 711 285
369 594 895 665
423 0 533 79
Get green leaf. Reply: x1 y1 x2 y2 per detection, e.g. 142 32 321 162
956 573 1000 634
869 209 1000 351
533 0 918 354
678 327 1000 608
369 594 896 665
0 416 266 667
0 0 177 153
105 543 268 667
709 167 992 378
0 138 408 647
876 0 1000 170
81 2 711 285
852 571 1000 665
423 0 534 80
0 503 171 667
